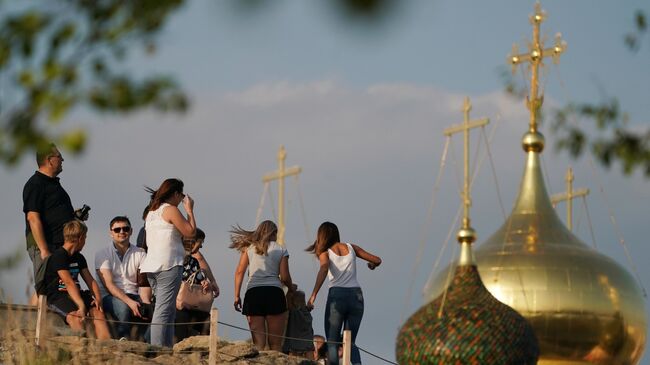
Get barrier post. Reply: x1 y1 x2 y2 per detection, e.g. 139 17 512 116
35 295 47 347
342 329 352 365
209 308 219 365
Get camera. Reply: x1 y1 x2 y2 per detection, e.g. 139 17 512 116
75 204 91 221
139 302 153 319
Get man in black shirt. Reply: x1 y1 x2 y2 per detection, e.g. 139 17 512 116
23 144 78 276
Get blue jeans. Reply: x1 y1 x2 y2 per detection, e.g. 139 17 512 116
324 287 364 365
103 293 149 340
147 266 183 347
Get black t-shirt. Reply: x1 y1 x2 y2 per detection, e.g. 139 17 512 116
44 247 88 303
23 171 74 248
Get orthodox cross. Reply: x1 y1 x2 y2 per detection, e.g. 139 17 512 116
551 167 589 231
509 2 566 133
443 97 489 264
262 146 302 246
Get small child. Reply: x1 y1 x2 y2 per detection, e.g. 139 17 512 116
313 334 327 364
283 285 315 358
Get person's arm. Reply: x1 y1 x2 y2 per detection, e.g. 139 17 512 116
352 244 382 270
307 252 329 309
162 196 196 238
58 269 86 317
233 251 248 312
97 268 142 317
81 268 103 312
26 211 50 259
193 251 219 297
279 256 293 290
139 284 152 304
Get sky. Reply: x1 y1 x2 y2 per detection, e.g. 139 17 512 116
1 0 649 362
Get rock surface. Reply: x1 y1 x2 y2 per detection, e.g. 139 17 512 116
1 331 318 365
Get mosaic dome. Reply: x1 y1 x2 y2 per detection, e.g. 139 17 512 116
397 264 539 365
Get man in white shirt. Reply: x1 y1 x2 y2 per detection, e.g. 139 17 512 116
95 216 150 339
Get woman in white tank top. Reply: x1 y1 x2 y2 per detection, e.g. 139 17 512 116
306 222 382 365
140 178 196 348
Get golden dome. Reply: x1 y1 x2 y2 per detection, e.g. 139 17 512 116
426 131 647 364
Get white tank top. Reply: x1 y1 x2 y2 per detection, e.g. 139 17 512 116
140 203 184 273
328 243 360 288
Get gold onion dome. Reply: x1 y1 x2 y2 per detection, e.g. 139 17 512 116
427 4 646 363
426 131 647 364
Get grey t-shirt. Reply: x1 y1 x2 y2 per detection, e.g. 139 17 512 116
246 241 289 290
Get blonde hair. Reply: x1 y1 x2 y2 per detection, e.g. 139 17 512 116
63 220 88 243
229 220 277 255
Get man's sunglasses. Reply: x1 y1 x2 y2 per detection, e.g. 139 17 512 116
112 226 132 233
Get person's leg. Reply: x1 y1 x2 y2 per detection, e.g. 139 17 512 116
103 295 134 339
174 309 190 342
266 311 288 351
148 266 183 347
89 306 112 340
66 312 85 331
325 289 346 365
345 288 364 365
246 315 268 349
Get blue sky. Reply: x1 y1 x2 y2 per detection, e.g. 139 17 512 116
1 0 649 362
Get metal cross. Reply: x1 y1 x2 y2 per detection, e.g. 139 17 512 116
262 146 302 246
551 167 589 231
443 97 489 234
508 2 566 133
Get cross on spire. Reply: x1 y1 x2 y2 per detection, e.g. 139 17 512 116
443 97 489 264
509 2 566 133
262 146 302 246
551 167 589 231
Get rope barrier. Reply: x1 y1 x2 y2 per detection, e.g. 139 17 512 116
216 320 342 345
357 345 398 365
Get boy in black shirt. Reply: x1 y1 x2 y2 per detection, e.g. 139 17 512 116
44 220 110 339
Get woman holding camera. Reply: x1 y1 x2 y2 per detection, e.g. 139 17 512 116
140 178 196 348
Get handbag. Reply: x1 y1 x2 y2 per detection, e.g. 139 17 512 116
176 270 214 312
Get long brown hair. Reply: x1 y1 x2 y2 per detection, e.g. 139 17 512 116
144 178 184 217
229 220 277 255
306 221 340 256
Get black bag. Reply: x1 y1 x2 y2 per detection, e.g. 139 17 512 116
34 255 51 295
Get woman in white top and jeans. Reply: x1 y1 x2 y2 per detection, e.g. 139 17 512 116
140 178 196 347
231 220 294 351
306 222 382 365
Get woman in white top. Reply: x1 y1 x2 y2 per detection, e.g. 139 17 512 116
140 178 196 347
306 222 382 365
231 220 294 351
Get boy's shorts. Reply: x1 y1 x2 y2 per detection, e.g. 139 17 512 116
49 290 95 324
